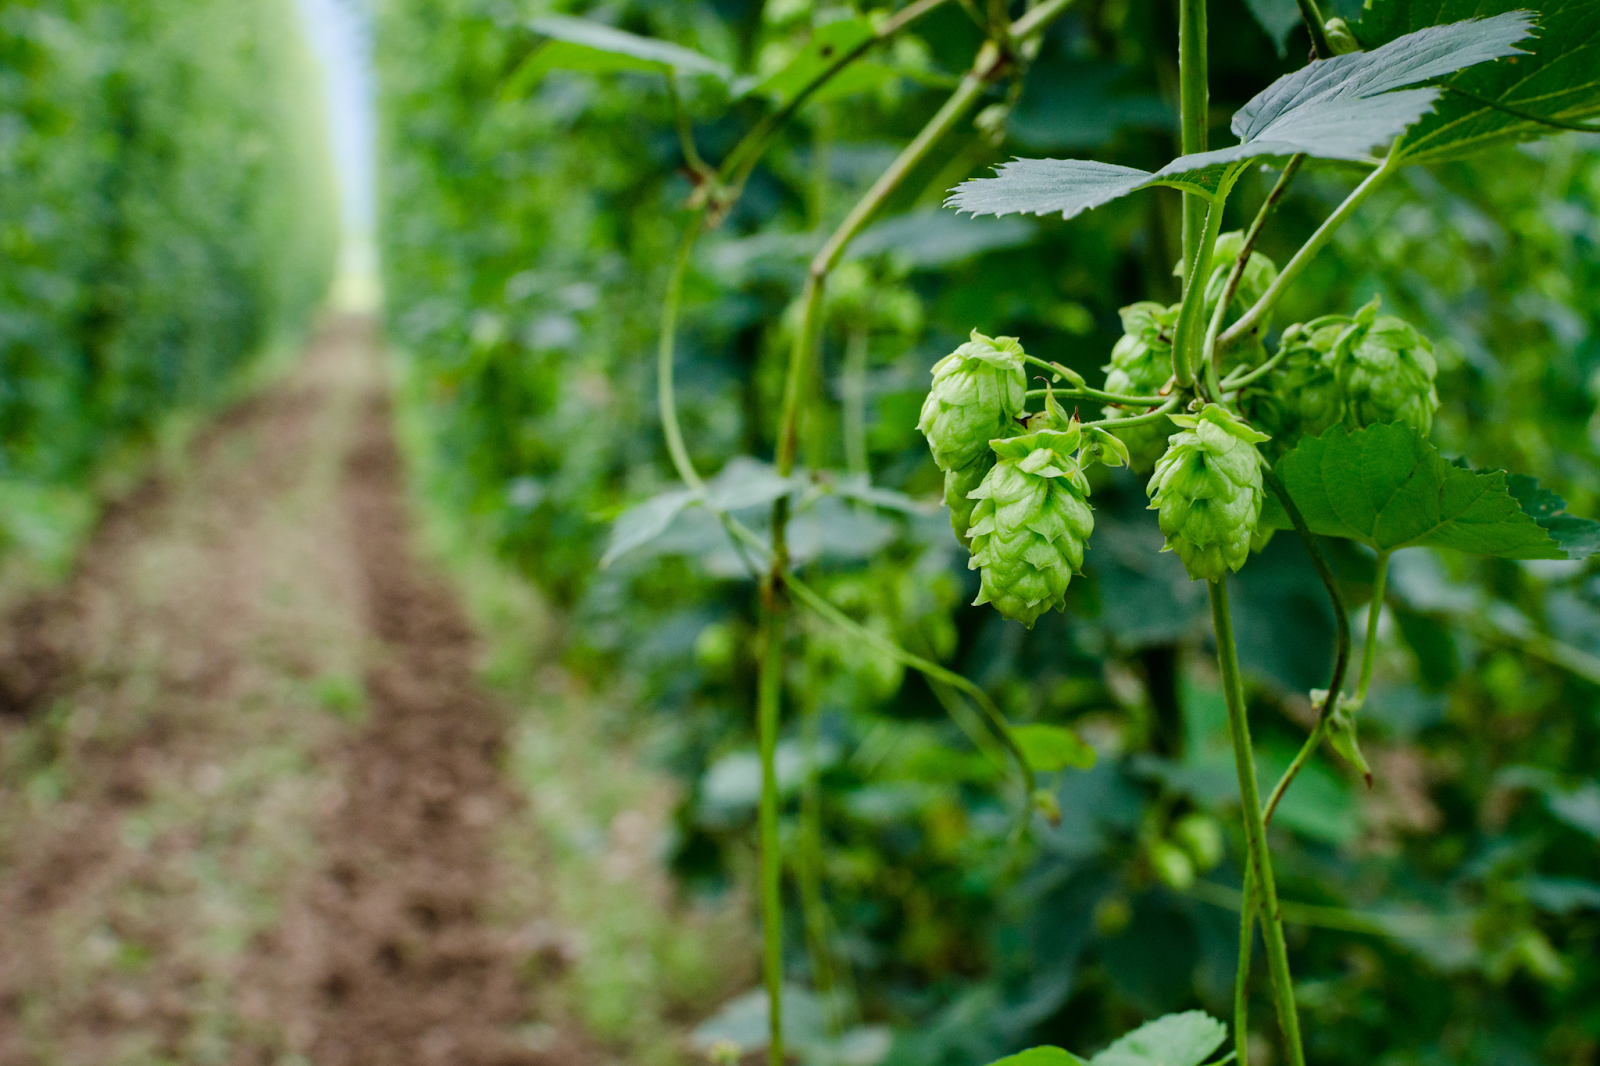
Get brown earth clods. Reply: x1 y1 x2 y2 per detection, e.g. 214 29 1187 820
0 318 595 1066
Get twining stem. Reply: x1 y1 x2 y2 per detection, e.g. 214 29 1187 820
757 602 787 1066
777 43 1001 480
1261 469 1351 825
796 686 848 1030
1294 0 1334 58
1174 182 1235 395
1204 155 1305 397
1219 150 1399 353
1084 397 1181 429
1209 579 1306 1066
1235 860 1254 1066
1355 550 1391 705
1177 0 1208 383
657 206 711 490
715 0 954 197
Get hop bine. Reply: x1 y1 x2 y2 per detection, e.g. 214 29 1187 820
1334 297 1439 437
1147 404 1271 581
1101 302 1178 472
917 330 1027 543
966 414 1095 628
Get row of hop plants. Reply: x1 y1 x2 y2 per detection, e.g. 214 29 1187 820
0 0 336 567
375 0 1600 1061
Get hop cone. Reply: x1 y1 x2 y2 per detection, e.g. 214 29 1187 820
967 421 1094 627
943 457 991 548
1101 302 1178 472
1147 404 1270 581
918 330 1027 471
1247 315 1349 452
1334 300 1438 435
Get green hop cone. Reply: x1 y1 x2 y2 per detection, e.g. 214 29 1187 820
943 457 991 548
918 330 1027 472
1101 302 1178 472
1147 404 1271 581
967 419 1094 628
1333 297 1439 436
1246 314 1350 453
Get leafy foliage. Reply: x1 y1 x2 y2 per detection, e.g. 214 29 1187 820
0 0 335 561
1354 0 1600 163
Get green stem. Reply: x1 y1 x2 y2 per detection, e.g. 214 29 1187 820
1083 396 1181 429
716 0 955 196
658 207 710 490
1235 861 1253 1066
1219 348 1285 392
1209 579 1305 1066
796 686 846 1030
1204 155 1304 397
843 326 870 475
1261 469 1351 825
1355 550 1390 705
1175 187 1233 396
1176 0 1207 390
1294 0 1333 58
1219 151 1398 353
757 602 787 1066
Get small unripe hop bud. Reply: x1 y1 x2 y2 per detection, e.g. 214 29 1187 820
1101 302 1178 472
1334 298 1438 437
1147 404 1271 581
966 419 1094 628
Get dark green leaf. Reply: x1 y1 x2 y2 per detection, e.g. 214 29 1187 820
1506 473 1600 558
525 15 731 83
1355 0 1600 164
1270 423 1572 558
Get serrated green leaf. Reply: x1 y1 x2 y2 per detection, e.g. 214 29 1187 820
1011 724 1097 773
1091 1011 1228 1066
1506 473 1600 558
524 15 732 83
947 14 1529 220
1355 0 1600 164
985 1048 1088 1066
1269 423 1572 558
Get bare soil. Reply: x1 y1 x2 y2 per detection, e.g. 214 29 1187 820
0 317 597 1066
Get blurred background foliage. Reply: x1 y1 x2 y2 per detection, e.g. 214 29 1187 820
0 0 336 574
375 0 1600 1062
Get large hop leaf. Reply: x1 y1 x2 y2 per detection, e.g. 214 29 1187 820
1148 405 1270 580
918 331 1028 471
1101 302 1179 472
1246 314 1350 452
967 421 1094 627
1333 297 1438 436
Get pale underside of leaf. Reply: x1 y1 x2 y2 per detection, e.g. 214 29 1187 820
1356 0 1600 164
946 13 1532 220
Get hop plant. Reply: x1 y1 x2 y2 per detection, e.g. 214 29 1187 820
918 331 1027 541
1247 314 1349 451
1100 302 1178 472
1334 298 1439 436
1147 404 1271 580
966 416 1094 628
1199 231 1280 365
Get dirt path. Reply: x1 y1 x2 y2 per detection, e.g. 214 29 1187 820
0 317 589 1066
